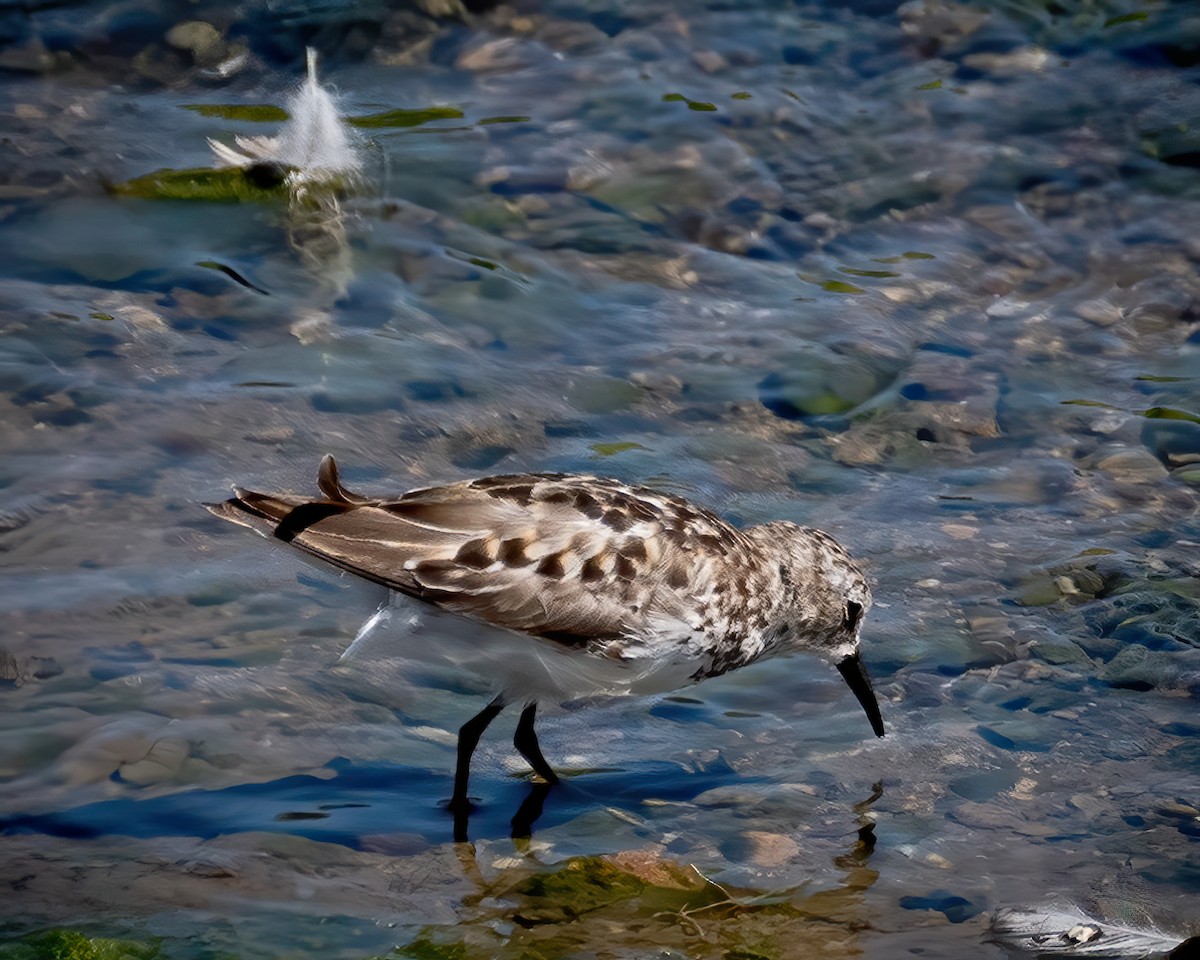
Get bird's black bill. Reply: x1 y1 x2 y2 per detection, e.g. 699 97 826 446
837 652 885 738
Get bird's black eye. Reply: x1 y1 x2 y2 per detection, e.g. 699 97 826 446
844 600 864 632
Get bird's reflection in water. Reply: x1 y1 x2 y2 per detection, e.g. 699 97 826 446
451 779 555 844
508 780 555 842
441 781 885 960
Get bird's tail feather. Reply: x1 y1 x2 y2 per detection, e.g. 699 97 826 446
204 488 311 538
317 454 370 504
206 456 367 541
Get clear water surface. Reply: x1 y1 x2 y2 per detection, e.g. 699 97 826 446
1 0 1199 958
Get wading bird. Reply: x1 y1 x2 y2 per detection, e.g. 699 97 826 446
208 456 884 816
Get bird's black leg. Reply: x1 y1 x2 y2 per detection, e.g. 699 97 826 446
451 695 505 814
513 701 559 785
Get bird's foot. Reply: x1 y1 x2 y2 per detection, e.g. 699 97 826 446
446 796 478 843
445 794 479 815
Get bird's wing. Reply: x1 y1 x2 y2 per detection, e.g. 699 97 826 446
209 456 743 650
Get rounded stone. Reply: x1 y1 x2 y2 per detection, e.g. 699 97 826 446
165 21 223 59
1101 645 1182 692
1096 448 1169 483
721 830 800 867
1142 418 1200 467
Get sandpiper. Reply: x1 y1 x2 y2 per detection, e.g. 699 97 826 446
207 456 884 810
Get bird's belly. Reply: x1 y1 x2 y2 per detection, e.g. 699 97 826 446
338 597 701 705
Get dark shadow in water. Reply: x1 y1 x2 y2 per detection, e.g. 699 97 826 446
510 780 554 840
451 778 557 843
0 756 745 849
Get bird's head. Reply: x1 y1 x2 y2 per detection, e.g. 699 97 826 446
750 521 885 739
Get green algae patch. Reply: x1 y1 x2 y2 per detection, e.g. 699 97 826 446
384 848 876 960
798 274 867 295
760 346 899 422
915 78 943 90
1141 406 1200 425
516 856 647 917
1015 575 1067 607
478 116 530 125
0 930 166 960
662 92 718 112
348 107 464 129
590 441 647 457
873 251 935 263
109 166 290 203
796 391 856 415
393 939 470 960
839 266 900 278
567 378 642 414
183 103 288 122
1104 11 1148 27
774 389 857 416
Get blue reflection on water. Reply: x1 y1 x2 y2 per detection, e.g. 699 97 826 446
1 758 744 848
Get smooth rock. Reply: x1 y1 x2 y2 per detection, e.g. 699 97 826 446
1096 448 1170 484
166 21 220 53
1101 645 1185 692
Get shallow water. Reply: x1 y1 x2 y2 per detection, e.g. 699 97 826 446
2 0 1199 957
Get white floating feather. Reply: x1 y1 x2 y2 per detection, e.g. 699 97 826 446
207 48 359 183
992 905 1195 959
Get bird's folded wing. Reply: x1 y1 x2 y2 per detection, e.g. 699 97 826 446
210 467 720 651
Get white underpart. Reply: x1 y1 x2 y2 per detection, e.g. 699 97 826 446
338 595 704 705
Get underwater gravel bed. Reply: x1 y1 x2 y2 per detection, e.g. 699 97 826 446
1 0 1199 958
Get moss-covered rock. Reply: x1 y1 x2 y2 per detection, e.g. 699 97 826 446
108 166 291 203
392 939 469 960
514 856 647 920
0 930 165 960
387 846 868 960
759 347 897 420
1015 552 1136 607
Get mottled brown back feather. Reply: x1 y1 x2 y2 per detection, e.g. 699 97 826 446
206 456 872 676
208 458 753 648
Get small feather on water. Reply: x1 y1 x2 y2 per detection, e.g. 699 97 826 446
207 48 360 184
992 905 1198 958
